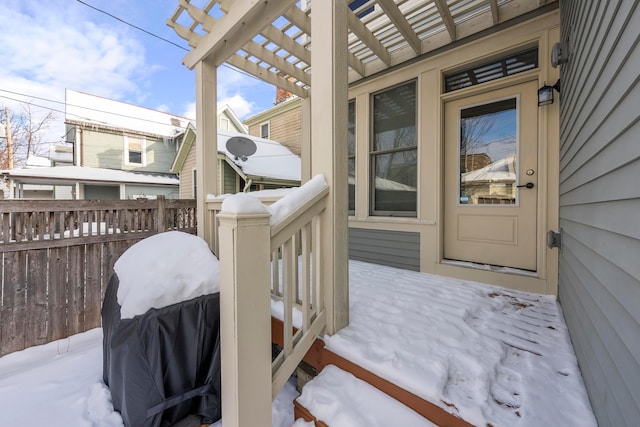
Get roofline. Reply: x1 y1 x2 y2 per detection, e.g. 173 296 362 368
243 97 301 126
218 105 248 133
65 119 184 141
170 122 197 173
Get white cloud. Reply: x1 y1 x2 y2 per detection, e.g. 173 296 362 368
0 0 152 145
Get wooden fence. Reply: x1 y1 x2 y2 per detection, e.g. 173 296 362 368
0 197 196 356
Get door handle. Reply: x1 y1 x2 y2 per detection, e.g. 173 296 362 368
517 182 535 189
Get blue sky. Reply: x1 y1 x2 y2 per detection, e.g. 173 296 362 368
0 0 276 143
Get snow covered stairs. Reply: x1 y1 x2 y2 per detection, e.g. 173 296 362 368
273 318 472 427
291 348 474 427
294 365 437 427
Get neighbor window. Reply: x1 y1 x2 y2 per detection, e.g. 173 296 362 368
348 100 356 215
124 135 146 166
370 81 417 216
220 117 230 130
260 122 270 139
192 169 197 198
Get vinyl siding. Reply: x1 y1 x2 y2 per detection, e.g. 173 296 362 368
179 141 197 199
81 129 177 174
248 106 302 155
558 1 640 426
223 161 238 194
348 228 420 271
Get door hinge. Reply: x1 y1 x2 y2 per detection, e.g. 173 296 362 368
547 229 562 249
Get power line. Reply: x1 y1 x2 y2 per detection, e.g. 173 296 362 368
74 0 188 51
0 91 291 150
73 0 270 85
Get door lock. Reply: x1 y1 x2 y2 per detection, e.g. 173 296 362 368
517 182 535 189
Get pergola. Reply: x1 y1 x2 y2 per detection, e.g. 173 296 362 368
166 1 557 425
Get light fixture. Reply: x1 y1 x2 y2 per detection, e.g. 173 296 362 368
538 80 560 106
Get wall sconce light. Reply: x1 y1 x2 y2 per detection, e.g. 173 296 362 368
538 80 560 106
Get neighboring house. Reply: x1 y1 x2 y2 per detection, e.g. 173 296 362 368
217 104 248 134
2 165 179 199
171 1 639 426
170 123 300 199
244 96 302 156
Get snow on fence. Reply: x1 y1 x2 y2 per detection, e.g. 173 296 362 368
0 197 196 356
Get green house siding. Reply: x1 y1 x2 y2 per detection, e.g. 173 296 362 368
81 129 177 174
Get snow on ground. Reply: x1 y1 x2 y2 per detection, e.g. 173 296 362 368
0 328 299 427
323 260 597 427
115 231 220 319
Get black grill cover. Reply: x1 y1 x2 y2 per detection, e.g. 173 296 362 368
102 274 222 427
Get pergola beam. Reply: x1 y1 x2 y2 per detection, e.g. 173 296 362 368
489 0 499 25
346 7 391 66
377 0 422 54
183 0 297 69
226 55 309 98
261 25 311 66
433 0 456 41
242 40 311 86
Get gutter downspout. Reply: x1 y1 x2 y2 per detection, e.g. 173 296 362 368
243 178 252 193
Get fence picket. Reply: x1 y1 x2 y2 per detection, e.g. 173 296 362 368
0 252 26 356
25 249 48 347
48 247 67 343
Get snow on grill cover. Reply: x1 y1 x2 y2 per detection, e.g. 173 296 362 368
101 231 221 427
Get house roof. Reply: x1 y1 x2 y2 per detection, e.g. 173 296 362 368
243 96 301 126
172 124 301 182
1 166 179 186
65 89 191 138
218 104 248 133
167 0 558 97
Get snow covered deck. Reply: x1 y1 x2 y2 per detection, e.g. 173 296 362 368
0 260 596 426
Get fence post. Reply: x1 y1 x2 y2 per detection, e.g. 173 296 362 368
217 210 272 427
156 196 166 233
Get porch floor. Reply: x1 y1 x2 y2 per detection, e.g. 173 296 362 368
309 260 597 427
0 261 596 426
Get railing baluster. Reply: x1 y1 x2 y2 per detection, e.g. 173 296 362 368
301 223 311 331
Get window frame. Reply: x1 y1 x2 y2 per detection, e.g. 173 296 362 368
123 135 147 167
348 99 356 216
260 121 270 139
369 80 418 217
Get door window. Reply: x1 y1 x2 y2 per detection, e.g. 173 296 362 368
459 98 517 205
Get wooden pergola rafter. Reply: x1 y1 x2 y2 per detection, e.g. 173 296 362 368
167 0 547 96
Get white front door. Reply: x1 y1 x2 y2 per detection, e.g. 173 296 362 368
444 81 538 271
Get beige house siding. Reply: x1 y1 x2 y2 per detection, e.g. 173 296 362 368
558 1 640 426
246 98 302 155
346 11 560 294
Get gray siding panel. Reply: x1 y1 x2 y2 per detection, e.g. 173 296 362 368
223 162 237 194
559 1 640 426
348 228 420 271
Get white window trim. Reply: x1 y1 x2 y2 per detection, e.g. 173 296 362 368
123 135 147 166
259 121 270 139
220 116 230 130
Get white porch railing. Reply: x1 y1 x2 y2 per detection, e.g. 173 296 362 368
211 179 329 426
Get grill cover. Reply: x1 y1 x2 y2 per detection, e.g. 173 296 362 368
102 274 221 427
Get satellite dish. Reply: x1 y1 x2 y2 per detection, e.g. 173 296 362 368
226 136 257 162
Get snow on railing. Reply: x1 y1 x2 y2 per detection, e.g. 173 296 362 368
215 175 328 426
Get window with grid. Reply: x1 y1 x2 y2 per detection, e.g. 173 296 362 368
348 99 356 215
370 81 417 216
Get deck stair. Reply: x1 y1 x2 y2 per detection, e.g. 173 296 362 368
271 318 474 427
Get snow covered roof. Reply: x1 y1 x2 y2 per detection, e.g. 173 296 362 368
173 124 300 182
25 155 52 167
2 165 178 186
218 128 300 181
65 89 191 138
461 155 516 183
48 144 73 164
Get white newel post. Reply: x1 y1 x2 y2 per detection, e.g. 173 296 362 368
217 211 272 427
